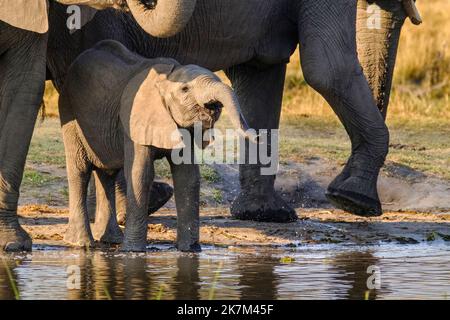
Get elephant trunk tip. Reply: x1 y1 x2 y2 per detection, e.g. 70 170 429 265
127 0 197 38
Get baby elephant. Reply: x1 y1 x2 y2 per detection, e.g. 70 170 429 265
59 40 256 252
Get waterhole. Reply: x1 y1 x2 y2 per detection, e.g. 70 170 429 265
1 243 449 300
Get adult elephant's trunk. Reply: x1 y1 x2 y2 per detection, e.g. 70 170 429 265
199 83 259 143
127 0 197 38
356 0 408 119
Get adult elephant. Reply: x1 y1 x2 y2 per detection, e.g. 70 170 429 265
47 0 421 222
0 0 198 252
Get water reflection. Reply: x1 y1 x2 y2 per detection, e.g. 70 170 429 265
0 259 17 300
1 244 449 300
173 255 200 300
237 256 279 300
331 251 384 300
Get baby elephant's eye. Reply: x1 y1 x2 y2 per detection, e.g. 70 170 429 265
181 85 190 93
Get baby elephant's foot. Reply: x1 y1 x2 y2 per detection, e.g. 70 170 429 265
326 176 382 217
64 224 95 248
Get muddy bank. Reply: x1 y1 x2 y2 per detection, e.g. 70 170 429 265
19 204 450 248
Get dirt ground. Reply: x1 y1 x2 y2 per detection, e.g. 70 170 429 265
19 204 450 248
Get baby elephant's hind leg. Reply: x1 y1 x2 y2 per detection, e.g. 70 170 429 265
92 170 124 244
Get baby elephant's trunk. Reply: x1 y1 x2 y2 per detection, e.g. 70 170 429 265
206 83 259 143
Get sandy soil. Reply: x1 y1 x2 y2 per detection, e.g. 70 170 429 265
19 204 450 248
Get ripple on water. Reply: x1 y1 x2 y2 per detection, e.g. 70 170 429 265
1 243 449 300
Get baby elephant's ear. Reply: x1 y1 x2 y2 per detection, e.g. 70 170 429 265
120 64 185 150
0 0 48 34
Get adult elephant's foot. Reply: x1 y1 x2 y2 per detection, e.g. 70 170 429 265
0 213 32 252
327 155 353 192
64 224 95 248
148 181 174 215
231 192 298 223
326 176 382 217
326 154 383 217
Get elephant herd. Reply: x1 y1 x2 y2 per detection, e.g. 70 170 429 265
0 0 421 252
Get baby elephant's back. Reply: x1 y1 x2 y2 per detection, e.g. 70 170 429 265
61 40 146 169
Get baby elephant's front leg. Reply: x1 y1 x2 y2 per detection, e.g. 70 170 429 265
121 140 155 252
168 159 201 252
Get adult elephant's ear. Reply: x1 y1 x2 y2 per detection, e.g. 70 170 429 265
0 0 49 34
120 64 184 150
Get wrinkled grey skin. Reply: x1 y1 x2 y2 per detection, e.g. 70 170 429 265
0 0 197 252
87 172 174 224
47 0 410 221
59 40 249 251
0 0 412 251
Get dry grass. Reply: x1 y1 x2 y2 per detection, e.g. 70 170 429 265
42 81 59 118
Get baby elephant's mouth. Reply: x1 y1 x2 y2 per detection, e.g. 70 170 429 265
204 102 223 124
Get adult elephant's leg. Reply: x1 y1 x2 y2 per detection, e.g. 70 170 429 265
328 0 406 203
91 170 123 244
0 24 47 251
356 0 406 118
226 63 297 223
298 0 389 216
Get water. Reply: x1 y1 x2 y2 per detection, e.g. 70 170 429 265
1 243 450 300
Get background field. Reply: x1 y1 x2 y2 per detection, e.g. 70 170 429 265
33 1 449 208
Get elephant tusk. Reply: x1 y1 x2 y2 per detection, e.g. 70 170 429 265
402 0 422 25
